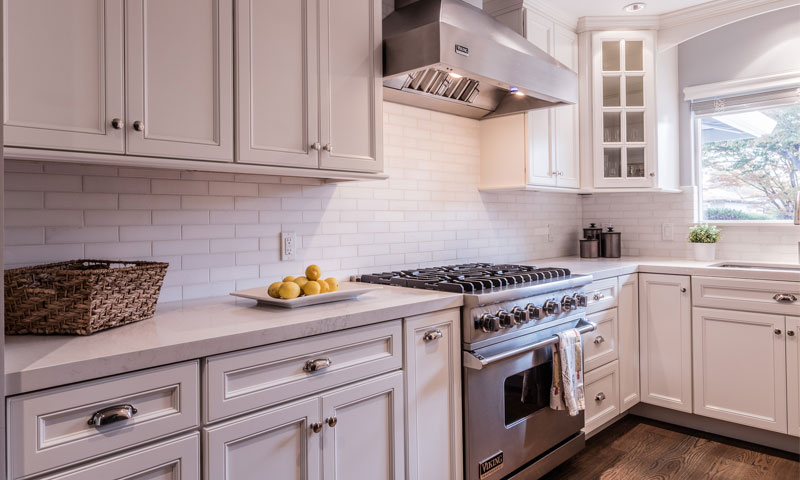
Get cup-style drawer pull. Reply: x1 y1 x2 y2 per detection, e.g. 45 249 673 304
593 335 605 345
423 329 443 342
303 358 332 373
88 404 138 427
592 293 605 301
773 293 797 304
595 392 606 402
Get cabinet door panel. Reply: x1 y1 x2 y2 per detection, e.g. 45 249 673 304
552 25 579 188
203 398 321 480
236 0 318 167
126 0 233 161
618 274 640 411
693 308 787 433
788 317 800 437
319 0 382 172
322 372 404 480
639 274 692 412
4 0 124 153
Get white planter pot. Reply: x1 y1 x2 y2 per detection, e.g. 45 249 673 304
693 243 716 261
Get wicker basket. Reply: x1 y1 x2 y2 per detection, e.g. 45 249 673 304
5 260 168 335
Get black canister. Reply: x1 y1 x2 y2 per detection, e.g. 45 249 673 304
580 239 600 258
601 227 621 258
583 223 602 241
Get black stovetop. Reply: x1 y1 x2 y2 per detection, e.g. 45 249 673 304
357 263 572 293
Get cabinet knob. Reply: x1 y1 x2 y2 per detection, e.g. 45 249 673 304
788 330 795 337
323 143 333 152
649 172 655 177
593 335 605 345
310 422 323 433
111 118 124 130
311 142 322 151
680 287 687 293
775 329 782 336
595 392 606 402
133 120 145 132
326 416 338 428
423 329 443 342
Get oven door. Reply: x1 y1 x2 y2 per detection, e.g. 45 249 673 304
462 318 595 480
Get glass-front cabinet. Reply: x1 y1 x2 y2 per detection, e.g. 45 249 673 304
592 31 656 188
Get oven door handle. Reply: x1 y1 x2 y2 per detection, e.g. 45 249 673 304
463 320 597 370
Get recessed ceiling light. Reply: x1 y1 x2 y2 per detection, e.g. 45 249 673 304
623 2 646 12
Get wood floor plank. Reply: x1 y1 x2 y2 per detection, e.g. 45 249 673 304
540 415 800 480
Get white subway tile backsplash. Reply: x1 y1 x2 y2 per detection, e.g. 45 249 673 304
182 224 236 239
84 176 150 194
6 172 82 192
182 252 235 269
152 179 209 195
5 191 44 209
5 227 45 246
209 181 258 196
153 239 209 256
6 244 84 265
120 194 181 210
84 241 151 259
44 192 117 210
120 225 182 242
85 210 152 226
152 210 209 225
6 209 84 227
181 195 234 210
45 226 119 244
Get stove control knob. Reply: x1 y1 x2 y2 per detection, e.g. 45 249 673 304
478 313 501 333
543 299 560 316
526 304 544 321
511 306 529 324
497 310 515 329
561 295 577 311
573 293 587 308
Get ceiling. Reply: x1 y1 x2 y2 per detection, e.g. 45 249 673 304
539 0 716 17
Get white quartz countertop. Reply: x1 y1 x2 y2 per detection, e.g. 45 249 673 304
530 256 800 283
4 284 462 396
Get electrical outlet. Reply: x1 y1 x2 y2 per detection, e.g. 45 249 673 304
546 224 553 242
662 223 674 241
281 231 297 261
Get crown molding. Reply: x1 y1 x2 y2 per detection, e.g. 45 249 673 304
577 15 660 33
659 0 798 28
483 0 579 30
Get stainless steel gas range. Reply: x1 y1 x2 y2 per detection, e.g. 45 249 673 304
357 263 595 480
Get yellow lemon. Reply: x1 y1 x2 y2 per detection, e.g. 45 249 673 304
305 264 322 281
302 281 321 296
283 275 296 282
293 276 309 288
268 282 283 298
278 282 301 299
324 278 339 292
317 280 330 293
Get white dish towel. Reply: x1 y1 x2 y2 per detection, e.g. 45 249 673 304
550 328 585 416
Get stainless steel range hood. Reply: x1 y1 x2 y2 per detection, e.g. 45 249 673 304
383 0 578 119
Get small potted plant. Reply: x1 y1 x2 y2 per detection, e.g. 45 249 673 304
688 224 721 261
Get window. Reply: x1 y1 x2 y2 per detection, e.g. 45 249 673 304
692 87 799 222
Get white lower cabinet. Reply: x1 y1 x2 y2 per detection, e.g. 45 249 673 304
39 433 200 480
404 309 462 480
584 360 620 434
618 273 640 411
639 274 692 413
693 308 788 434
787 316 800 437
584 308 618 372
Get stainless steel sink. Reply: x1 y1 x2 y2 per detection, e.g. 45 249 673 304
711 262 800 272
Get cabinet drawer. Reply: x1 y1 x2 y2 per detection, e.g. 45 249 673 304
692 276 800 315
583 309 618 372
37 433 199 480
204 320 402 422
585 277 618 314
8 361 200 480
584 360 620 434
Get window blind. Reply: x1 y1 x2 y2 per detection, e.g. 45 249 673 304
690 87 800 116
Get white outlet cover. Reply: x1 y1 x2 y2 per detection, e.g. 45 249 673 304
281 231 297 261
661 223 674 241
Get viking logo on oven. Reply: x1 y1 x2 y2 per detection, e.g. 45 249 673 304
479 451 504 479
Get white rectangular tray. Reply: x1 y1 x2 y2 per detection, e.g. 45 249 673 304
230 282 383 308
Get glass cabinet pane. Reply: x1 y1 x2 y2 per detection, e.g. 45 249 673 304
603 76 621 107
626 76 644 106
627 148 645 177
603 112 621 142
625 40 643 71
604 148 622 178
626 112 644 142
602 41 620 71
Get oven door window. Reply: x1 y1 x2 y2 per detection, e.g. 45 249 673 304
504 361 552 426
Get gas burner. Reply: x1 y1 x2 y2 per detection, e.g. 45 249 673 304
357 263 571 294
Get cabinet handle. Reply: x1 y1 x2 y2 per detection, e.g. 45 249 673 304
775 329 782 336
788 330 795 337
593 335 605 345
310 422 323 433
649 172 655 177
133 120 145 132
311 142 322 151
423 329 443 342
680 287 687 293
323 143 333 152
88 404 138 427
595 392 606 402
303 358 332 373
326 416 338 428
111 118 124 130
773 293 797 304
593 293 605 301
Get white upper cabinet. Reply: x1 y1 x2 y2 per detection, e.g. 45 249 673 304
479 8 579 191
318 0 383 172
3 0 125 153
126 0 234 162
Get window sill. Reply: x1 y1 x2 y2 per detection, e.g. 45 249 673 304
693 221 798 227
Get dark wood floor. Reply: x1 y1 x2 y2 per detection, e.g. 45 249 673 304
540 416 800 479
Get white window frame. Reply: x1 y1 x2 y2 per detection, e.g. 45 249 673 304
684 71 800 225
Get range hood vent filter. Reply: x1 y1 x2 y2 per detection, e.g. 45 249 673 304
403 69 481 103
